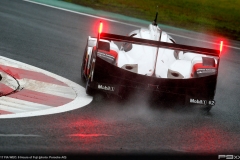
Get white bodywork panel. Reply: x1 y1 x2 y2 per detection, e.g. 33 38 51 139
86 24 218 79
118 25 161 76
117 24 218 79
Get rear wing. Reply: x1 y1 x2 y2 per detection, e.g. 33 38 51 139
100 32 220 57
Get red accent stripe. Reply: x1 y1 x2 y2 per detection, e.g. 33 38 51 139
0 83 15 95
0 65 68 87
8 89 73 107
0 110 13 115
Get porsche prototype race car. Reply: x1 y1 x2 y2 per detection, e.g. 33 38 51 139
81 14 223 111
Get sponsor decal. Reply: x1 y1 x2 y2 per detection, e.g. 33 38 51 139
190 98 215 106
97 52 114 61
98 84 115 91
197 68 216 74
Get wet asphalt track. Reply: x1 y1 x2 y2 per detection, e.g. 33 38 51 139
0 0 240 159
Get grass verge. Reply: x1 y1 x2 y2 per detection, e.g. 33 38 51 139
64 0 240 41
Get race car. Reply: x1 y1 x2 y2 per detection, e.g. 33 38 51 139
81 14 223 111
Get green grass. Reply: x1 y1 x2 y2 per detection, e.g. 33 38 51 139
65 0 240 40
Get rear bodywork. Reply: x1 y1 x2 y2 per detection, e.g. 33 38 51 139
81 23 221 108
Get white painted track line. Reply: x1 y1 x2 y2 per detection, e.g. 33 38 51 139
23 0 141 28
23 0 240 50
0 134 41 137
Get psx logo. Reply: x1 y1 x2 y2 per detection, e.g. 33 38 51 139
218 155 240 159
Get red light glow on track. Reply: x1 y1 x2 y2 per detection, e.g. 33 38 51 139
184 126 237 153
68 134 113 137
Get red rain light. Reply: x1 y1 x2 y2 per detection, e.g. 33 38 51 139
99 22 103 34
220 41 223 53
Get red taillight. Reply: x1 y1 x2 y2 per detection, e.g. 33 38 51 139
220 41 223 53
99 22 103 34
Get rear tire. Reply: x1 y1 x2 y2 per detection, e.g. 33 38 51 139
81 63 86 82
202 105 212 112
85 55 96 96
81 45 88 82
85 77 94 95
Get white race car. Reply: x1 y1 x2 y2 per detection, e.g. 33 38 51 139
81 13 223 111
